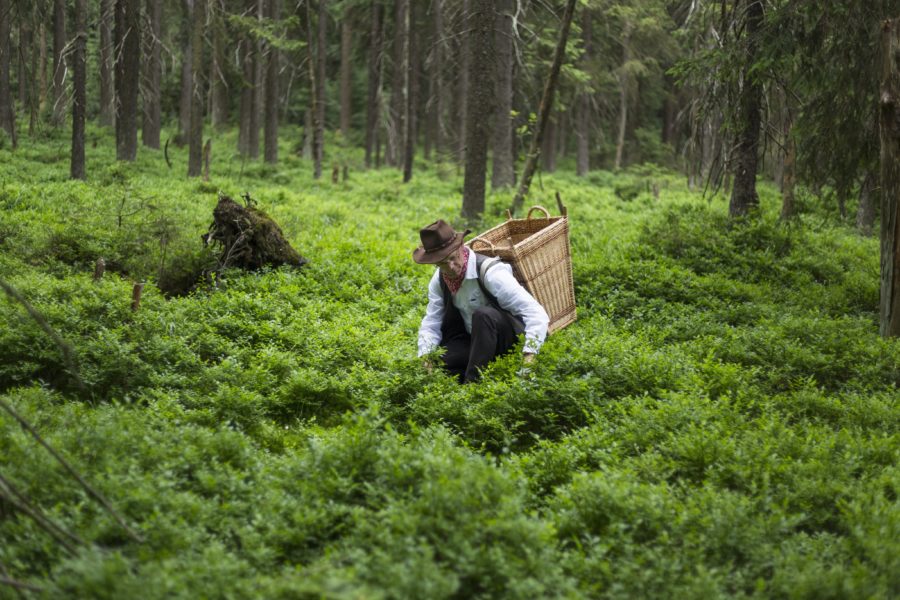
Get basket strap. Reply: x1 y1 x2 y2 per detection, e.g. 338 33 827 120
475 254 502 307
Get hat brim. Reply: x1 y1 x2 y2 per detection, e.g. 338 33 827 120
412 232 467 264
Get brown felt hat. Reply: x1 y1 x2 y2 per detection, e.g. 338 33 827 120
412 220 471 264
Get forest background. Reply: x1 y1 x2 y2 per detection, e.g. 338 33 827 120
0 0 899 597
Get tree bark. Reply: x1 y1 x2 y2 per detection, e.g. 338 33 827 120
511 0 577 214
339 11 352 138
387 0 407 167
729 0 764 218
614 21 632 171
38 22 48 118
143 0 162 149
99 0 115 127
576 8 592 176
52 0 66 125
115 0 140 161
315 0 326 173
210 0 229 128
188 0 205 176
879 17 900 337
0 0 15 147
403 1 418 182
263 0 279 163
178 0 193 144
491 0 515 189
17 18 30 109
431 0 444 160
857 171 877 236
305 0 322 178
70 0 86 179
238 0 257 157
364 0 383 168
456 0 469 167
780 118 797 220
541 113 557 172
460 0 494 221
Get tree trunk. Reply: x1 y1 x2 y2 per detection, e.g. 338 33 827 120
780 117 796 220
542 113 557 172
99 0 115 127
339 12 352 137
387 0 407 167
403 1 418 182
879 17 900 337
729 0 764 217
364 0 383 168
52 0 66 125
17 19 31 109
431 0 444 160
315 0 326 172
142 0 162 149
491 0 514 189
210 0 229 128
178 0 193 144
38 22 48 118
614 21 632 171
238 0 257 157
70 0 86 179
305 0 323 178
0 0 16 147
511 0 577 214
115 0 140 161
576 8 592 176
857 171 877 236
456 0 469 167
263 0 279 163
460 0 494 221
188 0 205 176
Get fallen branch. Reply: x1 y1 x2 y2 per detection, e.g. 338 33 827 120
0 474 81 555
0 398 144 544
0 577 43 593
0 560 29 599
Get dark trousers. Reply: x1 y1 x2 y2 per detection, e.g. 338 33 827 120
441 306 522 383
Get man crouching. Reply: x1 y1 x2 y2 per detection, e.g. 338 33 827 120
413 219 549 383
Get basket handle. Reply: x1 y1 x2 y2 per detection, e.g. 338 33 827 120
527 205 551 220
469 238 496 252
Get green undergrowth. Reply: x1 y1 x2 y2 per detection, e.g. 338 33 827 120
0 128 897 598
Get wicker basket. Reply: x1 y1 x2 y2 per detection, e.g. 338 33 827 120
468 205 576 334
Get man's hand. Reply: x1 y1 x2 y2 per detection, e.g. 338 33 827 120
522 353 536 365
423 358 434 374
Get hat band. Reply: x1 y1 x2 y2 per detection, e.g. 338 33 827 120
424 233 458 253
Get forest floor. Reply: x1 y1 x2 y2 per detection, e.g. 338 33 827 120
0 126 897 598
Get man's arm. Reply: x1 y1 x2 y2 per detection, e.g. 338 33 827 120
417 271 445 357
482 264 549 354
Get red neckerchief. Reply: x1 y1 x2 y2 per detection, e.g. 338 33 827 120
442 247 469 295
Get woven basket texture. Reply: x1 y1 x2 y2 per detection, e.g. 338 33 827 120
469 211 576 333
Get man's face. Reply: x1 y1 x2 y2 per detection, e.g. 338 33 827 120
436 246 467 278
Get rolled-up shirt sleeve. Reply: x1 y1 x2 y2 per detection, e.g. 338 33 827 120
483 263 549 354
417 271 445 356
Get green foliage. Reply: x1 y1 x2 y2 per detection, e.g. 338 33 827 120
0 132 897 597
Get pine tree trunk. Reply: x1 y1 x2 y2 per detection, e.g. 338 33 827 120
263 0 279 163
237 2 255 156
38 22 48 117
576 9 592 176
387 0 407 167
491 0 514 189
614 21 632 171
52 0 66 125
780 117 796 220
857 171 876 236
511 0 577 214
0 0 16 147
431 0 444 160
364 0 383 168
115 0 140 161
187 0 205 177
729 0 764 217
879 17 900 337
461 0 494 221
339 13 352 138
210 0 229 128
456 0 469 167
17 20 30 109
305 0 323 178
315 0 326 172
71 0 86 179
403 1 418 182
99 0 115 127
541 114 557 172
143 0 162 149
178 0 193 144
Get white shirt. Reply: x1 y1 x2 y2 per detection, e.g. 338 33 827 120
417 249 549 356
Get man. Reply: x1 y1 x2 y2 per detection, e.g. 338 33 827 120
413 219 549 383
